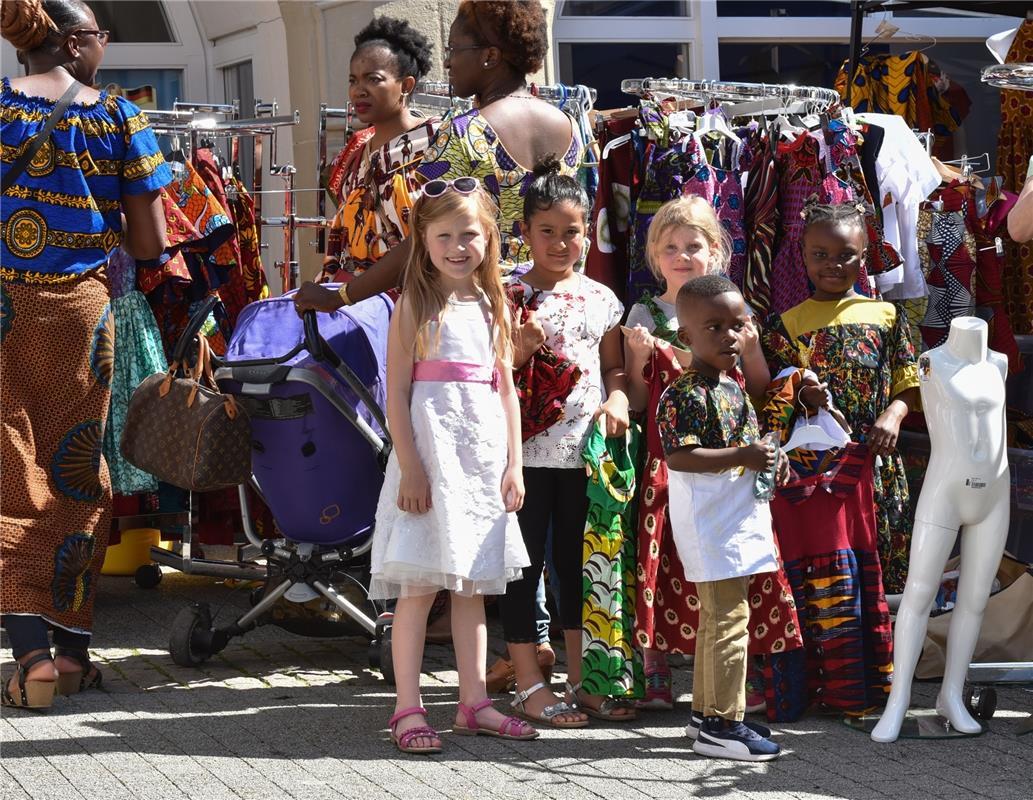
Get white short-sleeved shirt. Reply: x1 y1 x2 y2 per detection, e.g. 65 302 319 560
626 296 677 336
510 274 623 469
856 113 942 300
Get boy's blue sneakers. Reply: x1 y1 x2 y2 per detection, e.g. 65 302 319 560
684 710 771 740
691 716 781 762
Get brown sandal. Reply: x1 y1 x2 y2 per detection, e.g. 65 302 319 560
1 652 56 711
54 647 103 696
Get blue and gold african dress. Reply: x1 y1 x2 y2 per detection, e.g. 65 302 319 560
1 78 171 634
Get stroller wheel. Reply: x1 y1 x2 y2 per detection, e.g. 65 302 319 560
134 563 163 589
379 627 395 686
965 685 997 720
371 613 395 685
170 604 214 667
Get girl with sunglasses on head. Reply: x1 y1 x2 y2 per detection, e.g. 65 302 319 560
369 177 537 754
294 0 581 314
500 158 633 729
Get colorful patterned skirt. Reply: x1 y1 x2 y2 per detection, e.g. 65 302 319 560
0 271 113 635
765 447 894 721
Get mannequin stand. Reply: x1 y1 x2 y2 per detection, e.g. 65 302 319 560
844 708 986 739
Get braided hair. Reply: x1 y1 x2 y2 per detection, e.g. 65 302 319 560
800 197 869 246
1 0 89 52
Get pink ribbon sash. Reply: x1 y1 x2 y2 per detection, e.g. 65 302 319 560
412 360 500 391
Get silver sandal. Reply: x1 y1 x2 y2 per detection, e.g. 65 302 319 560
565 680 638 722
511 681 589 729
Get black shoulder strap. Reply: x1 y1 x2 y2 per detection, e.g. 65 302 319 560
2 80 81 194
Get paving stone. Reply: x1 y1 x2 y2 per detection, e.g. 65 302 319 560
3 572 1031 800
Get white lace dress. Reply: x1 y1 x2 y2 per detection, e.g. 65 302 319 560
369 296 529 599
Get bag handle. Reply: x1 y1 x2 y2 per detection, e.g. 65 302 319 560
2 81 80 193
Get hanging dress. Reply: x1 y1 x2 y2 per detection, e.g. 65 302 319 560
996 19 1033 335
103 247 167 495
580 422 645 700
769 130 867 315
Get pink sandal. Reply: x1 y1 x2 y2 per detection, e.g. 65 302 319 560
454 698 539 740
389 706 442 755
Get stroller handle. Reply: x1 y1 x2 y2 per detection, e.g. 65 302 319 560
171 294 220 365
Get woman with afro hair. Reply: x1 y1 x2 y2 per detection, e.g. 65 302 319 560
321 16 438 281
296 0 584 309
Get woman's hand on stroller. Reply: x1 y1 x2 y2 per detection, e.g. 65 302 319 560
293 281 344 315
398 465 433 514
501 465 525 513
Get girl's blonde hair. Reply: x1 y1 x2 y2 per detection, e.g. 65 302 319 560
402 186 512 363
645 196 731 281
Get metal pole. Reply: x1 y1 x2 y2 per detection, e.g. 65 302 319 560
847 0 868 108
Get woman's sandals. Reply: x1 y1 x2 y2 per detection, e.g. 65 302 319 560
1 652 56 711
54 647 103 696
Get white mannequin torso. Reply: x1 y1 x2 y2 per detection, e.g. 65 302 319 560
915 318 1009 531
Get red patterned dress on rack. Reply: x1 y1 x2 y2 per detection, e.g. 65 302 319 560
996 19 1033 335
917 179 1020 370
769 127 870 315
760 370 893 721
136 161 238 357
584 115 637 302
634 343 802 669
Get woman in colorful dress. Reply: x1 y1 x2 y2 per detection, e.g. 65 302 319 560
294 0 583 312
320 17 437 283
1 0 171 710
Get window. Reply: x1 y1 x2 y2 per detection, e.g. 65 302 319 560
559 42 690 109
95 68 182 110
562 1 688 15
716 2 850 16
86 1 175 43
223 61 256 190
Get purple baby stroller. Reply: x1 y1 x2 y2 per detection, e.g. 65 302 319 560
165 290 398 682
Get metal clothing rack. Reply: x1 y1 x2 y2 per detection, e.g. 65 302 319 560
150 100 308 292
982 63 1033 92
621 78 842 111
846 1 1033 106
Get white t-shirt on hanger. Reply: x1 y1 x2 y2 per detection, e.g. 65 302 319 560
856 112 943 301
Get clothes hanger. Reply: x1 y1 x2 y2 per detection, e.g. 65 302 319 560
782 410 844 453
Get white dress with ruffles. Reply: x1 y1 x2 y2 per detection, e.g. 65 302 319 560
369 295 529 599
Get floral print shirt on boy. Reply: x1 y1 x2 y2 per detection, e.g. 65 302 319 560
658 370 759 460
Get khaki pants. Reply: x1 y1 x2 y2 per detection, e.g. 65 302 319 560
692 576 750 720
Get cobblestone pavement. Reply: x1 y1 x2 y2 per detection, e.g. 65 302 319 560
2 572 1031 800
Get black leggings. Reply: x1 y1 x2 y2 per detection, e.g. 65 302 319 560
1 615 89 660
499 467 587 643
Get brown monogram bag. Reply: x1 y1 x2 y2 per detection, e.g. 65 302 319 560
120 335 252 491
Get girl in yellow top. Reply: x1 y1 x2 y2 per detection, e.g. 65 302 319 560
761 202 920 595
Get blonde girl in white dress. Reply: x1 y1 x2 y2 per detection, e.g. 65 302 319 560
370 177 535 754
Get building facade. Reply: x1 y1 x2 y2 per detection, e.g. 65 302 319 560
1 1 1021 286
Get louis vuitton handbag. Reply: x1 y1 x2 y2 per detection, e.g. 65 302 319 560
120 335 252 491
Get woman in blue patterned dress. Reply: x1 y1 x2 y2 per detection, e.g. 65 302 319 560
1 0 171 710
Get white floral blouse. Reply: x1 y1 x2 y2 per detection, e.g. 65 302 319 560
508 273 623 469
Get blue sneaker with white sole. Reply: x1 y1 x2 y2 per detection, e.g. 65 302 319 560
684 710 771 740
692 716 781 762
